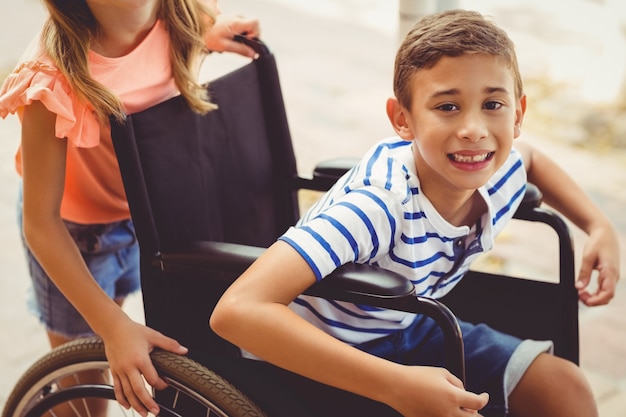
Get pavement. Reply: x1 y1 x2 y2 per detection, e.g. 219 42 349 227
1 0 626 415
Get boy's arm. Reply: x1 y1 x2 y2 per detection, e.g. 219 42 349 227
211 241 489 416
516 141 620 306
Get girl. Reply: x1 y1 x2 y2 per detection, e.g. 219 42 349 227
0 1 259 415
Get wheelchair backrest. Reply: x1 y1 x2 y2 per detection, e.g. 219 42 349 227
110 40 302 355
111 40 299 257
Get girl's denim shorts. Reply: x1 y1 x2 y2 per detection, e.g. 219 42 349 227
17 187 140 338
355 314 553 417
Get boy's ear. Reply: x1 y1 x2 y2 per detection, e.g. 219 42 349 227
386 97 414 141
514 95 527 138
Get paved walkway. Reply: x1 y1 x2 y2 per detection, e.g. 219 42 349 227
1 1 625 415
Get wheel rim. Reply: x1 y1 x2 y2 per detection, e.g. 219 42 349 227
15 360 231 417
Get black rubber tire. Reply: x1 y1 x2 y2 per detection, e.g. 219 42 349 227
1 336 267 417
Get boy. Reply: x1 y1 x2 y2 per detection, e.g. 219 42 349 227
211 9 619 417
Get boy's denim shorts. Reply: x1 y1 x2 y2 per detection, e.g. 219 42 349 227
17 188 140 338
355 314 553 417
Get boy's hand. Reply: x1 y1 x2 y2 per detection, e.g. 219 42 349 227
103 319 188 416
390 366 489 416
206 14 261 58
575 223 620 306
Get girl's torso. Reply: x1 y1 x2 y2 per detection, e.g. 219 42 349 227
1 20 179 224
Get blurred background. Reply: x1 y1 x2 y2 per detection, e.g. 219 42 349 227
1 0 625 414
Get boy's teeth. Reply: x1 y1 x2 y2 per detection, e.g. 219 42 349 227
452 153 490 163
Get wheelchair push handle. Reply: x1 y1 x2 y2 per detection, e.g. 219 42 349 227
233 34 270 57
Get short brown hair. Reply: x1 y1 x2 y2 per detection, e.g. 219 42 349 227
394 9 523 109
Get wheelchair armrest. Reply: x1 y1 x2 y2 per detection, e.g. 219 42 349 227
508 182 576 295
156 241 413 299
157 241 465 381
306 263 414 299
294 157 359 191
158 241 265 275
312 157 359 181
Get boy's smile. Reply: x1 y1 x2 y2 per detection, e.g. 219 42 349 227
387 53 525 220
447 150 496 170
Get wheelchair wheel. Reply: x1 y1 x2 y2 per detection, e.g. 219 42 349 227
2 337 267 417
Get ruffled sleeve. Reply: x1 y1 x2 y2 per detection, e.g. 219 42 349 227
0 60 101 148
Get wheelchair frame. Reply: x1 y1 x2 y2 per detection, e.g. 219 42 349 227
1 37 578 417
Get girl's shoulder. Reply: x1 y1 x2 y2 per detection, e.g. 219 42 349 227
0 53 100 148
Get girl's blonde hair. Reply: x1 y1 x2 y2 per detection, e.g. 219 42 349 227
42 0 217 124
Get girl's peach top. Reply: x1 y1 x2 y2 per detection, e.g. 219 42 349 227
0 20 179 223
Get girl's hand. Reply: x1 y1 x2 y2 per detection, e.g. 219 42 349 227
206 14 261 58
103 318 188 416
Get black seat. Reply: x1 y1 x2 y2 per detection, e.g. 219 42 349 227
110 37 578 416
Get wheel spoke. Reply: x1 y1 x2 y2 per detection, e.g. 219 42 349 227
4 338 266 417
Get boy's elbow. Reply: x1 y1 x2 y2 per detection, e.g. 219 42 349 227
211 290 267 348
209 295 242 341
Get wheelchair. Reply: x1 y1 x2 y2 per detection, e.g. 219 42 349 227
1 37 578 417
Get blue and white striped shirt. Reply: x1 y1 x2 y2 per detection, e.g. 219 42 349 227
280 136 527 346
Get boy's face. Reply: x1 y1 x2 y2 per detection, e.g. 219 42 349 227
387 53 525 200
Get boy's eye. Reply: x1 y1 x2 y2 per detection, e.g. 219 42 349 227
484 101 502 110
437 103 458 111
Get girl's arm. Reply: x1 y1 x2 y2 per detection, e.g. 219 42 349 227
211 241 489 416
20 101 187 417
516 141 620 306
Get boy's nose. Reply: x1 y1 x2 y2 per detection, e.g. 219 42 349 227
457 113 488 142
